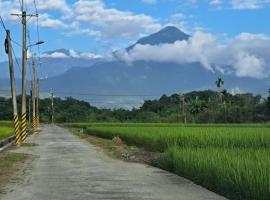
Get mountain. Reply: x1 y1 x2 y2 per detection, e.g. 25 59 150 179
40 60 269 105
127 26 190 51
0 49 101 79
2 26 269 108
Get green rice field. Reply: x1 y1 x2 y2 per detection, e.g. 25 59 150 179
66 123 270 200
0 121 13 140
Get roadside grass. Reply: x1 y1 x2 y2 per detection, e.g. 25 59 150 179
21 143 38 147
66 123 270 200
69 128 160 164
0 121 14 141
0 127 14 141
0 121 13 127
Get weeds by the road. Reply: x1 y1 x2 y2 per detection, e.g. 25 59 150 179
70 128 160 164
21 143 38 147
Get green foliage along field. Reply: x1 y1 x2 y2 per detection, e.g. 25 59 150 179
67 123 270 200
0 121 13 140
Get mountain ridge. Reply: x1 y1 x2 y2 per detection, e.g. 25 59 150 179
127 26 190 51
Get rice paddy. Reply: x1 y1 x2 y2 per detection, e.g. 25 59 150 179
66 123 270 200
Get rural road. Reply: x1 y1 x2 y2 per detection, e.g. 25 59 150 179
0 125 228 200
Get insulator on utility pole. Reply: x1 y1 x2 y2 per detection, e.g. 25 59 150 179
5 30 21 145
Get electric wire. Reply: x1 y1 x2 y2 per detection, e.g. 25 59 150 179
11 39 22 47
33 0 43 80
18 0 23 12
0 15 22 74
0 16 7 31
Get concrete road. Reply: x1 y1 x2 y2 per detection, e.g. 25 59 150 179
0 125 228 200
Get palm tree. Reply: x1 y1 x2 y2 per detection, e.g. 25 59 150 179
215 78 224 102
215 78 224 91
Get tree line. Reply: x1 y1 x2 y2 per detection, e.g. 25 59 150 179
0 89 270 123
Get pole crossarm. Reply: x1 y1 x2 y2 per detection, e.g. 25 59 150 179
11 13 38 17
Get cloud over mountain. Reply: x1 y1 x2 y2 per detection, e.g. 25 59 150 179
41 49 102 59
116 30 270 79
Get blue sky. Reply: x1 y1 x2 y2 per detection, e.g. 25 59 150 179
0 0 270 72
0 0 270 106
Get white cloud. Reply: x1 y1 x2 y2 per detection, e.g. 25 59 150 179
184 0 270 9
73 0 161 38
234 52 267 78
116 31 270 79
41 52 69 58
41 49 102 59
35 0 71 14
38 14 67 28
142 0 157 5
230 0 270 9
210 0 223 5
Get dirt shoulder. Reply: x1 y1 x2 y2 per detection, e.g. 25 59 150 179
69 128 161 166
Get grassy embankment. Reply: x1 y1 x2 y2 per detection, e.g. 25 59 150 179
66 123 270 200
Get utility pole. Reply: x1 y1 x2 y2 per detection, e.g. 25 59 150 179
5 30 21 145
179 93 182 123
51 89 54 124
31 61 36 131
182 94 187 124
22 11 27 143
29 92 31 125
36 78 40 129
11 6 38 143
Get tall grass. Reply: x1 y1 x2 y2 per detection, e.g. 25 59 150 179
85 126 270 151
67 123 270 200
160 147 270 200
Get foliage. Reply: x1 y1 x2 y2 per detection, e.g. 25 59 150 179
0 90 270 123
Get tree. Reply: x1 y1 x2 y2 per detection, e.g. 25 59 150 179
266 88 270 117
215 78 224 102
215 78 224 90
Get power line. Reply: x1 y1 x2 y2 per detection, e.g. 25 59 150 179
0 15 22 73
11 43 22 73
11 39 22 47
0 16 7 31
22 0 24 12
18 0 23 12
33 0 43 80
